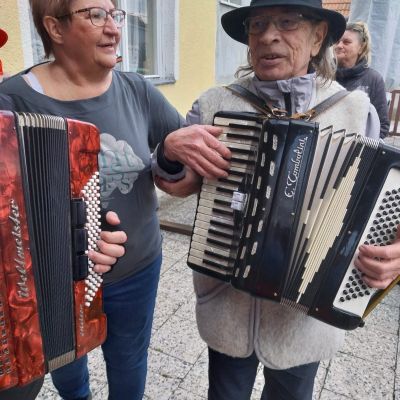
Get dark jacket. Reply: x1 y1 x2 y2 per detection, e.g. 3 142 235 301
336 59 390 138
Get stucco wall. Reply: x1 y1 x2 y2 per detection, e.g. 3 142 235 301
0 0 25 75
158 0 217 116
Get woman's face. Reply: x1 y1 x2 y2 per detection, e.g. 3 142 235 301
248 7 327 81
58 0 121 71
334 30 362 68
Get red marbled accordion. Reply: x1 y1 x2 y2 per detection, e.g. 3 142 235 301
0 111 106 390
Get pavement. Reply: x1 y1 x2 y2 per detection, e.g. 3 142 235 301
37 136 400 400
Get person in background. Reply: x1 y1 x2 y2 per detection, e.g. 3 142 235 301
335 21 390 138
0 0 230 399
157 0 400 399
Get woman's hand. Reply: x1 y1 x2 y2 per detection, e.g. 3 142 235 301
154 167 202 197
354 228 400 289
163 125 231 180
88 211 128 274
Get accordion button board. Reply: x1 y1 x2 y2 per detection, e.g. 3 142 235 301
187 110 400 330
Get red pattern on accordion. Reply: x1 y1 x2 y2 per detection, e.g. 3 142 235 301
67 119 106 359
0 111 44 388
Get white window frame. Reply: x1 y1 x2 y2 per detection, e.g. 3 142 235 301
19 0 44 67
118 0 178 84
219 0 244 8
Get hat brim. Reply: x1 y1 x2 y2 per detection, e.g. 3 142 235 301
221 4 346 46
0 29 8 48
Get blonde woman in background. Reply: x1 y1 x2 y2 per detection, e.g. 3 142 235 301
335 21 390 138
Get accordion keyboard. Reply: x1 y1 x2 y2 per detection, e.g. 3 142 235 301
188 113 263 278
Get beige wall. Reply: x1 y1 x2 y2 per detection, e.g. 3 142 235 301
158 0 217 116
0 1 25 74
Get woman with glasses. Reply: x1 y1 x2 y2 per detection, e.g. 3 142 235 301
0 1 230 399
334 21 390 138
157 0 400 399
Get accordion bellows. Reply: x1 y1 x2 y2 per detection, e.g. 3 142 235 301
0 111 106 390
188 111 400 330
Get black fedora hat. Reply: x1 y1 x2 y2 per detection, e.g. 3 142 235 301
221 0 346 45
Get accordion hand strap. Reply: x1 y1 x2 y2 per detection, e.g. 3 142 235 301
226 84 349 120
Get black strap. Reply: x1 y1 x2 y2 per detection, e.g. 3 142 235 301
226 84 350 120
226 84 287 118
283 92 292 116
292 90 350 120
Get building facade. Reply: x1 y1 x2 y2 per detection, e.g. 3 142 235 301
0 0 249 115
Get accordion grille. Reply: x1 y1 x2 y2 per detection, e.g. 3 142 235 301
18 114 75 363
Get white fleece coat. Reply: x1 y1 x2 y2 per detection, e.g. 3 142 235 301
193 75 373 369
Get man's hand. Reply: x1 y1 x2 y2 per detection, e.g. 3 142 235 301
163 125 231 180
88 211 127 274
354 228 400 289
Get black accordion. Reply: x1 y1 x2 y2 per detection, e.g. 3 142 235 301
187 111 400 330
0 111 106 389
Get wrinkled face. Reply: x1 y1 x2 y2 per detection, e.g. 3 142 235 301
247 7 328 81
334 30 362 68
59 0 122 71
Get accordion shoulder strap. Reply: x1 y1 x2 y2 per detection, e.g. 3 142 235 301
226 83 350 120
293 89 350 120
226 84 287 118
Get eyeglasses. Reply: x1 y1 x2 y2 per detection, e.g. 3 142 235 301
57 7 126 28
243 13 317 35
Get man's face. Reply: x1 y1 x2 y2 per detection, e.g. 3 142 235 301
247 7 327 81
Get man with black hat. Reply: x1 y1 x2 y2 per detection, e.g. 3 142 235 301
158 1 400 399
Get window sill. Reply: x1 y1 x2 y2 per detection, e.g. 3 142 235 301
219 1 242 8
145 76 176 86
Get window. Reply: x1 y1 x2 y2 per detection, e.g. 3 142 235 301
216 0 250 83
30 24 46 64
220 0 244 7
117 0 155 76
117 0 177 83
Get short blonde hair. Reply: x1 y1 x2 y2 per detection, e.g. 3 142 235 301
346 21 371 66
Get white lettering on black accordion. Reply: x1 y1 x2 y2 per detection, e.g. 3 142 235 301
284 137 308 198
